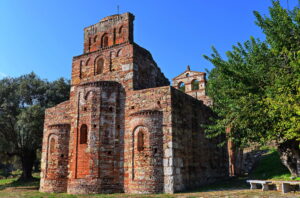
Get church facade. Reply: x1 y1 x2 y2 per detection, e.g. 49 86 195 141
39 12 228 194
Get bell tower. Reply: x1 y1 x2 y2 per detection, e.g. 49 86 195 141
83 13 134 53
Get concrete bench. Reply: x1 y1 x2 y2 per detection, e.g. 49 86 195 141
281 181 300 193
246 180 273 191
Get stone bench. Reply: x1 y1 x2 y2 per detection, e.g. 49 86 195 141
281 181 300 193
246 180 273 191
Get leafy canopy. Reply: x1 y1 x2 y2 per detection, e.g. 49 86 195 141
0 72 70 178
204 1 300 147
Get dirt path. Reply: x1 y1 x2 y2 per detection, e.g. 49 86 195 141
1 187 300 198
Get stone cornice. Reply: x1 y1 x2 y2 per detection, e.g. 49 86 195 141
130 110 162 117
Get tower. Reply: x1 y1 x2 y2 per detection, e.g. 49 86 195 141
172 66 212 106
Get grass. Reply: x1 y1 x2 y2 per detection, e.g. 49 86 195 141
249 149 300 181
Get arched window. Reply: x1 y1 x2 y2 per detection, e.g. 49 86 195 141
80 124 88 144
94 35 98 42
96 58 104 75
137 131 144 151
178 82 185 92
191 79 199 90
101 34 109 48
50 138 55 154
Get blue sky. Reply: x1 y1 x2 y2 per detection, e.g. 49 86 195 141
0 0 298 81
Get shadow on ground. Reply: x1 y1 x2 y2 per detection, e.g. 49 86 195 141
0 177 39 191
181 177 249 193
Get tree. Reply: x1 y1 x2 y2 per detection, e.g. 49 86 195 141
0 73 70 180
204 1 300 176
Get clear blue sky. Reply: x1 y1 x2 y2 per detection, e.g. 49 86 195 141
0 0 298 81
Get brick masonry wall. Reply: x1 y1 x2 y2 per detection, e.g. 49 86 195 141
124 86 173 193
83 13 134 54
40 101 71 193
170 87 228 192
67 81 124 194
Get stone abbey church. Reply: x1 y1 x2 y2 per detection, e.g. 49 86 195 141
40 13 228 194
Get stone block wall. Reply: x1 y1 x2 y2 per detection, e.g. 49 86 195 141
133 44 170 90
170 87 228 192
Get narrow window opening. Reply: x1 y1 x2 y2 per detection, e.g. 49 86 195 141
80 124 88 144
88 37 92 50
137 131 144 151
79 60 84 79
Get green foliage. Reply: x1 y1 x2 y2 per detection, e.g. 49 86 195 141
204 1 300 148
0 72 70 179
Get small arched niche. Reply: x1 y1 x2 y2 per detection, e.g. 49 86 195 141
49 138 56 154
101 34 109 48
80 124 88 144
178 82 185 92
95 58 104 75
191 79 199 90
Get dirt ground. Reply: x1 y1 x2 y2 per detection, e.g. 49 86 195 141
1 186 300 198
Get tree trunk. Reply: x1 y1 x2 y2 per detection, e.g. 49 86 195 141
277 139 300 177
19 150 36 181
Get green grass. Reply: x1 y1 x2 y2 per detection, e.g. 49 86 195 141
249 149 300 181
0 178 16 185
0 177 39 190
